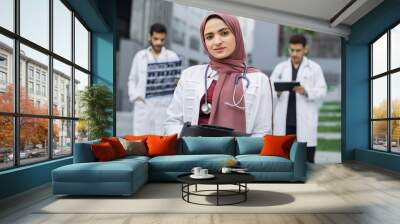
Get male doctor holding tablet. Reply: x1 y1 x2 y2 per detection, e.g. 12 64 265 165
271 34 327 163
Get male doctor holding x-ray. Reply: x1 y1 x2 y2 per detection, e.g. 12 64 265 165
271 34 327 163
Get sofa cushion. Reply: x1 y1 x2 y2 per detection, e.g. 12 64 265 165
101 137 127 158
260 135 296 159
181 137 235 155
147 134 177 157
52 158 147 183
236 155 293 172
118 138 147 156
115 155 150 163
91 142 118 161
148 154 235 172
236 137 263 155
73 139 100 163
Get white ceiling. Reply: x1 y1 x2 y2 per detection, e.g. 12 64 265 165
226 0 352 23
172 0 384 38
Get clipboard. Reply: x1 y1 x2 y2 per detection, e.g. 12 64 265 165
274 82 300 91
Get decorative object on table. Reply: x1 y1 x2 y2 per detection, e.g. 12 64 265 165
191 167 202 176
225 159 238 168
221 167 232 173
225 159 240 168
79 84 113 140
189 173 215 179
190 167 214 179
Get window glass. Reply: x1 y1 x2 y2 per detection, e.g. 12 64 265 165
74 69 89 118
20 44 49 115
20 0 49 49
20 117 49 165
53 59 72 117
391 72 400 118
75 120 88 143
372 33 387 76
0 35 14 113
53 119 72 158
53 0 72 60
372 77 387 119
391 24 400 70
0 0 14 31
74 18 89 70
391 120 400 153
0 116 13 170
372 121 388 151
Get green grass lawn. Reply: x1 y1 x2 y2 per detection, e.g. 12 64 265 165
317 101 341 152
317 139 341 152
318 125 341 132
319 116 341 122
323 101 341 107
320 108 341 113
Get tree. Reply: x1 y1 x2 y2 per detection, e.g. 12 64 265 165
0 84 59 151
372 100 388 139
371 99 400 143
79 84 113 140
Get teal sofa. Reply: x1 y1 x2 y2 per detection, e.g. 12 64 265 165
52 137 306 196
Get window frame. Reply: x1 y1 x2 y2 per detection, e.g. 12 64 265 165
369 20 400 154
0 0 92 171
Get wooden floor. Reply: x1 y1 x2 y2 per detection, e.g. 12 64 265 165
1 161 400 224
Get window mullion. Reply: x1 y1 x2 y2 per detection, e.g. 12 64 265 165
13 0 20 167
48 0 53 160
388 30 391 152
71 10 76 153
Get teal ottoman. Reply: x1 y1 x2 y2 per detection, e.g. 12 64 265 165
52 156 148 196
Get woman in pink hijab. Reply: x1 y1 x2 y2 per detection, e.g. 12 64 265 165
164 13 272 136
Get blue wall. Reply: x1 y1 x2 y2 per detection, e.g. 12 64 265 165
0 158 72 199
343 0 400 171
0 0 116 200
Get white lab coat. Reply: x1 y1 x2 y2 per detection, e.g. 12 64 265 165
270 57 327 147
127 46 180 135
164 64 273 136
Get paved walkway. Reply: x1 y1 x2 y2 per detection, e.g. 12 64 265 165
315 151 341 164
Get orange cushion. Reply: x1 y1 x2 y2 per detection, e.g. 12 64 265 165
259 135 296 159
124 135 151 141
101 137 127 158
146 134 177 157
91 142 117 162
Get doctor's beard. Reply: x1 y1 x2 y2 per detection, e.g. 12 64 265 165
150 42 163 54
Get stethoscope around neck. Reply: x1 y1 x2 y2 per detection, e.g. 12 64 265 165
201 63 250 115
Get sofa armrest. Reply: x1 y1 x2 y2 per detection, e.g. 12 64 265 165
73 140 100 163
289 141 307 181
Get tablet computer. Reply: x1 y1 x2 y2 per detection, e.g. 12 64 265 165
274 82 300 91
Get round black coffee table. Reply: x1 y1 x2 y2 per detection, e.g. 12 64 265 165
177 173 255 206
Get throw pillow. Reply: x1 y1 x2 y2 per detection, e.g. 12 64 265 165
123 135 151 141
101 137 127 158
260 135 296 159
146 134 177 157
118 138 147 156
91 142 117 161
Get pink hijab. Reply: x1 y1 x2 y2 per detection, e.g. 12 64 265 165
200 13 259 133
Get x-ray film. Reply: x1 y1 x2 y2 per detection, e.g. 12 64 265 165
146 60 182 98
